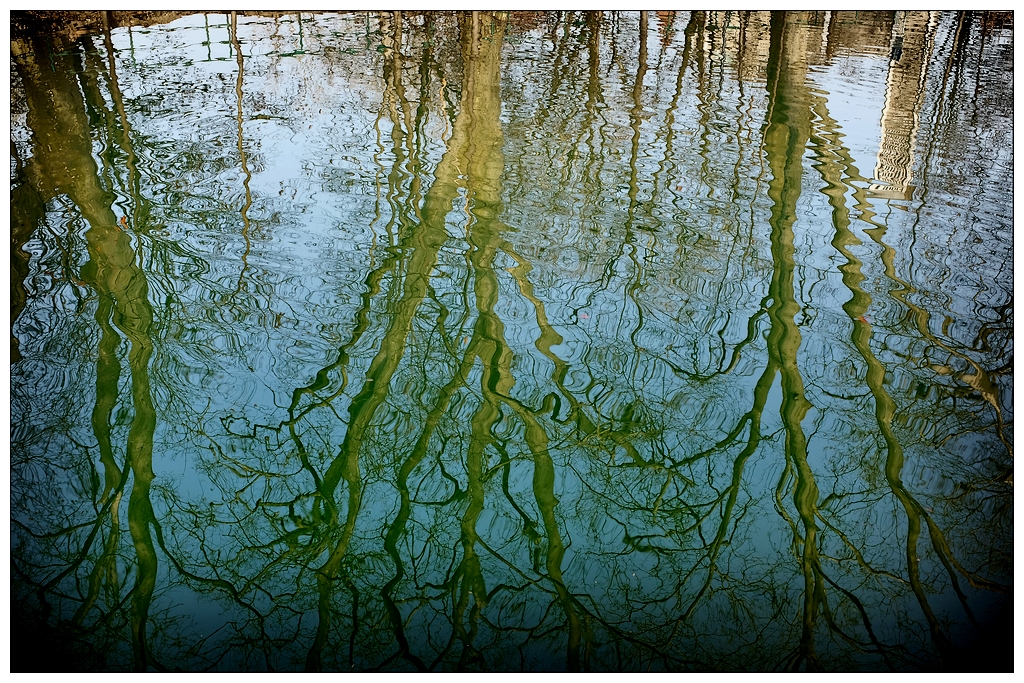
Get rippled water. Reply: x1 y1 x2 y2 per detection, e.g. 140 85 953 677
10 10 1013 672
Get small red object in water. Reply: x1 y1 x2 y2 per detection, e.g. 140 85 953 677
580 313 590 319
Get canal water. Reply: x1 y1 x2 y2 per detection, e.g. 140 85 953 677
10 10 1012 671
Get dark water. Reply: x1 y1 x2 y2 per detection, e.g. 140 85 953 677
9 10 1013 672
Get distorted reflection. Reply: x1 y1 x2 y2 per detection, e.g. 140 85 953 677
10 10 1012 672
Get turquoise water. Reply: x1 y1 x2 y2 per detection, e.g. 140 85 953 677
10 11 1012 671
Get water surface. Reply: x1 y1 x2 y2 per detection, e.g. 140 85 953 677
10 10 1013 672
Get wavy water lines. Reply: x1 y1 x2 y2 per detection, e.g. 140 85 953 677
228 12 254 301
10 10 1013 672
761 14 828 670
12 30 162 671
303 24 460 669
809 79 1010 668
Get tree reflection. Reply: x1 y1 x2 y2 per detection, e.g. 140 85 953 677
10 10 1012 672
12 26 162 671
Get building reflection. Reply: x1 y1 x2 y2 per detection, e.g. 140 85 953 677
869 11 937 200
